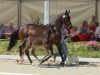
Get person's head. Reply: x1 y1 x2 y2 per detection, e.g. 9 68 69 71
82 21 88 27
8 23 13 29
92 15 96 21
94 22 99 27
0 24 4 28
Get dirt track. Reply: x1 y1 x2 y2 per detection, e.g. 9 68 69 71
0 59 100 75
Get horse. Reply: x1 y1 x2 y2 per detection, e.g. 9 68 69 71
18 25 57 64
7 10 72 65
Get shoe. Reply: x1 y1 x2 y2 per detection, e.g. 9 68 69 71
60 62 65 66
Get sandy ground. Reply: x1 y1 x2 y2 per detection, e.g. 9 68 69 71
0 59 100 75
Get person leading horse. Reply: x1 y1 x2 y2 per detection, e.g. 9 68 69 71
7 10 72 65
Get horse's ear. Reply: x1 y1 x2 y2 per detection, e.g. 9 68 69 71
68 10 70 14
65 10 68 14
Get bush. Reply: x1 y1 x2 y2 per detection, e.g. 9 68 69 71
35 16 41 24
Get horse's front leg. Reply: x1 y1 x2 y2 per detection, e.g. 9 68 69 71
56 43 65 66
40 44 53 64
31 47 39 62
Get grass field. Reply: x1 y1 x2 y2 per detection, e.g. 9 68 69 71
0 40 100 58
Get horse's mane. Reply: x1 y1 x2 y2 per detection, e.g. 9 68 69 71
50 12 65 25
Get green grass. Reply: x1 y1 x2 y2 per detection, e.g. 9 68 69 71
0 40 100 58
0 40 20 55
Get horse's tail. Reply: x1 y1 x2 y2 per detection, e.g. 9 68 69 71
7 29 19 51
19 38 26 51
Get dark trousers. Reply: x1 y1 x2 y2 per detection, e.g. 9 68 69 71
97 38 100 41
61 43 68 62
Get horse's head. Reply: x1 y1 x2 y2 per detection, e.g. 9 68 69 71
60 10 72 28
53 10 72 33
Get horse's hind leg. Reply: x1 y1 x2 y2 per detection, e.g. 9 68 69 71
31 47 39 61
17 38 27 64
25 49 32 64
24 37 32 64
17 47 24 64
19 38 26 50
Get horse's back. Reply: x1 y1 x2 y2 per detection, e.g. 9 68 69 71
18 24 47 40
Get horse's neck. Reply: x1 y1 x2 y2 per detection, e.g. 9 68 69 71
54 21 62 34
50 14 64 34
54 15 63 31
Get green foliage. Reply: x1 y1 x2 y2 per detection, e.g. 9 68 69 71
0 40 20 55
67 42 100 58
0 40 100 58
35 16 41 24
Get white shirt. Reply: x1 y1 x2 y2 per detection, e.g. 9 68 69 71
61 27 68 44
95 25 100 38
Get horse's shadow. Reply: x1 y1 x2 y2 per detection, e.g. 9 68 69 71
36 62 99 68
37 63 80 69
17 62 79 68
16 60 99 68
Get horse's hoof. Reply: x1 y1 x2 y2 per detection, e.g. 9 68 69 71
16 60 23 65
39 61 43 65
19 61 23 65
38 59 41 62
53 60 56 63
40 62 42 65
39 60 42 65
31 63 35 66
16 59 19 62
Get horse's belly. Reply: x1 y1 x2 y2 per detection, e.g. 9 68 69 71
33 41 45 46
31 38 47 46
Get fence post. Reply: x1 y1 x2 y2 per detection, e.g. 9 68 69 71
44 0 49 25
18 0 22 28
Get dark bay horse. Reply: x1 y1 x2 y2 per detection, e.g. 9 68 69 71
7 10 72 64
18 25 57 64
